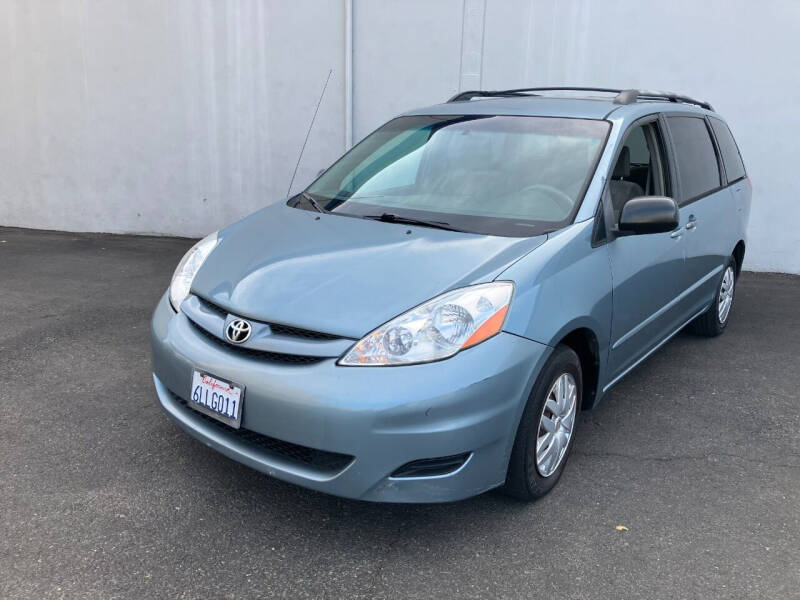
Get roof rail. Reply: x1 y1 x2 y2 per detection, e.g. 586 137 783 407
447 90 530 102
447 86 714 111
448 87 623 102
613 89 714 111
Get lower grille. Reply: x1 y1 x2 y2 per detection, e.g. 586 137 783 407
171 393 354 474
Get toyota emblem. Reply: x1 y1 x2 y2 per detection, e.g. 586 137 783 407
225 318 252 344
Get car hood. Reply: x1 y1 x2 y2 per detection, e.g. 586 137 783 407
191 203 546 338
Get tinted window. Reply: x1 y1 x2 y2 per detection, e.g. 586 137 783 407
625 126 649 164
667 116 721 203
710 118 746 182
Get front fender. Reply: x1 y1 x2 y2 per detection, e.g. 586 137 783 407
500 219 613 404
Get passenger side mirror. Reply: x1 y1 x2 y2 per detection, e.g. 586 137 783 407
617 196 679 235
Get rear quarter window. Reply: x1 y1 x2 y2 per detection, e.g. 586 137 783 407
709 118 746 183
666 116 721 203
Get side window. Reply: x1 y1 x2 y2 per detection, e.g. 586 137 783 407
709 118 746 183
666 116 721 204
608 121 669 220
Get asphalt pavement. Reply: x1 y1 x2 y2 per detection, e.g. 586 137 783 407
1 226 798 599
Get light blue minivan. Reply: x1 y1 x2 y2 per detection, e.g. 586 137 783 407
151 87 750 502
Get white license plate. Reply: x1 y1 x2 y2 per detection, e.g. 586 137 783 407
189 371 244 428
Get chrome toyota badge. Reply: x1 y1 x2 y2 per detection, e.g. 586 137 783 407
225 318 252 344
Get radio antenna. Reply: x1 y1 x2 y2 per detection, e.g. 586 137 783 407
286 69 333 197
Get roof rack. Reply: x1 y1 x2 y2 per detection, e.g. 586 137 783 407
447 87 713 111
617 89 714 111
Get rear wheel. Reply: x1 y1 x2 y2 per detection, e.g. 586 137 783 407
689 255 737 337
502 345 581 501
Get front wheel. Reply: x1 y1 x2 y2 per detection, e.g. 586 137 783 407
502 345 581 501
689 256 737 337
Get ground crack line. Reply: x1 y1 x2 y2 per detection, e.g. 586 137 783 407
573 450 800 470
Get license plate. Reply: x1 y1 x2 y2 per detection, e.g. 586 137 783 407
189 371 244 428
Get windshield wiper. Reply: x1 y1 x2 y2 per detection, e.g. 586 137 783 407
361 213 465 232
296 192 327 213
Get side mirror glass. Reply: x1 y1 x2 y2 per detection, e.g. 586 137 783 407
618 196 679 235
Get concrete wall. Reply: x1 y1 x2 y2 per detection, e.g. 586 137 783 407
1 0 346 237
1 0 798 273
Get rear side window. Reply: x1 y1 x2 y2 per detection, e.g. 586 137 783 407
667 116 721 203
709 118 746 182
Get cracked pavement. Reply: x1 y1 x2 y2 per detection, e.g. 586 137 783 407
1 226 799 599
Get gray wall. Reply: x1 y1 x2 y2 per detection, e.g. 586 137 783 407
1 0 798 273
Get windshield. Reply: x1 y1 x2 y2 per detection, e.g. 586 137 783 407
299 114 610 237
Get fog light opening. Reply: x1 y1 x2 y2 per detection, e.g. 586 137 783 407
390 452 471 478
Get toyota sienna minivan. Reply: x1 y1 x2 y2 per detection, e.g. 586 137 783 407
151 87 750 502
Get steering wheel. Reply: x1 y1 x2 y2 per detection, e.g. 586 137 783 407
518 184 574 214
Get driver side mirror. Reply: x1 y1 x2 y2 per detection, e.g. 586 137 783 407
618 196 679 235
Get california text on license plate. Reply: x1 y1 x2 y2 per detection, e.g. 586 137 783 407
189 371 244 428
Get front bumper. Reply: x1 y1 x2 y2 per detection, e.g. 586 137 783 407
151 292 549 502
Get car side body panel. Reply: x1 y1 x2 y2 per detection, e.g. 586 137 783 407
604 210 692 386
659 114 746 321
501 103 750 409
499 218 613 405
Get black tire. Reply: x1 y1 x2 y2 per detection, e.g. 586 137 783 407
688 255 737 337
501 345 582 501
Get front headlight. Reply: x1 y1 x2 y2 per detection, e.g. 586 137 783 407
339 282 514 366
169 232 218 311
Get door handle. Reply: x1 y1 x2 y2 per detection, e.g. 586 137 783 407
670 229 683 239
686 216 697 230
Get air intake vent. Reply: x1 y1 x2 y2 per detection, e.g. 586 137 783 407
391 453 471 478
172 393 354 473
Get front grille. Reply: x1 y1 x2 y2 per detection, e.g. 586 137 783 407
267 322 341 341
391 453 471 478
195 296 342 341
197 297 229 318
172 393 354 473
189 320 326 365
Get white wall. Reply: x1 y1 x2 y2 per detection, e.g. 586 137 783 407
0 0 346 237
1 0 798 273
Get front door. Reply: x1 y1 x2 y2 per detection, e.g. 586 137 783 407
604 118 693 387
